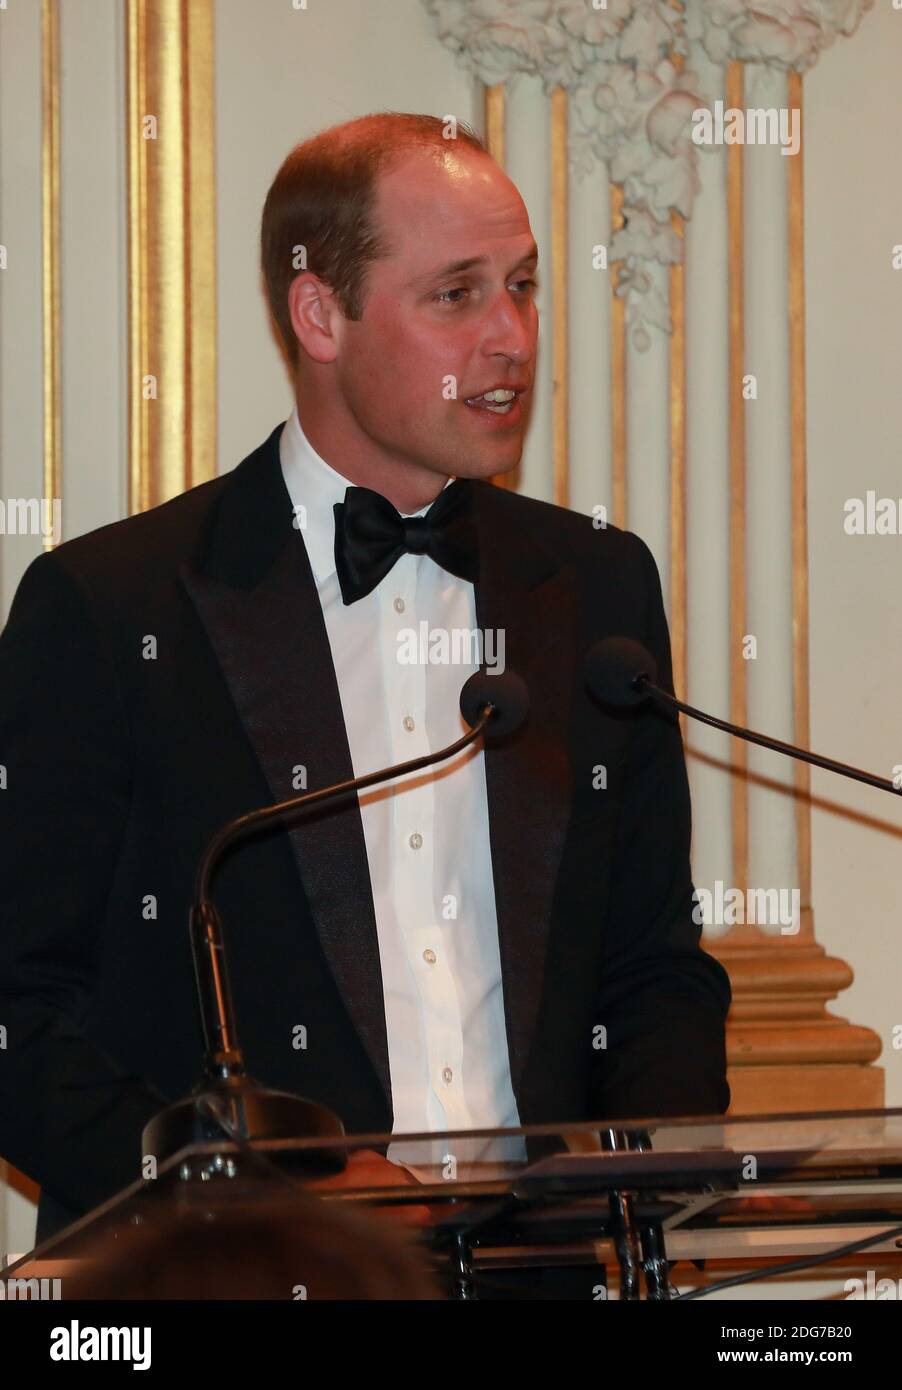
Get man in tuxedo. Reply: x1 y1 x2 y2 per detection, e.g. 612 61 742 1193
0 112 730 1268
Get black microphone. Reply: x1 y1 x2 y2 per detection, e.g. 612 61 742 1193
585 636 901 798
142 669 530 1173
459 669 529 738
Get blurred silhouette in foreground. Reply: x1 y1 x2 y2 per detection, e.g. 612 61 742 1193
64 1188 444 1300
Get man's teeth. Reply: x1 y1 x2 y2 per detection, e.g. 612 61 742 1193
466 388 517 412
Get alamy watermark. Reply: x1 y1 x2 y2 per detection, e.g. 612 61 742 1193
50 1321 151 1369
0 1275 61 1299
844 1272 902 1300
843 491 902 535
396 623 505 674
0 497 61 546
691 100 800 157
693 881 801 934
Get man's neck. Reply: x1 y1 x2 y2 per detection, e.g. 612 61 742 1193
294 397 449 515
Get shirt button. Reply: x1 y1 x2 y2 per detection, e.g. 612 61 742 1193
441 1067 453 1085
409 832 423 850
423 949 436 965
393 596 406 614
402 715 415 732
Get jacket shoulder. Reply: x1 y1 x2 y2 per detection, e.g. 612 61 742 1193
30 424 285 602
477 480 655 576
49 471 230 589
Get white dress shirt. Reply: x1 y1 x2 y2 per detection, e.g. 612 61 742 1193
279 408 523 1171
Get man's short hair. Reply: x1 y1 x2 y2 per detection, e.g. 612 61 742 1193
260 112 488 367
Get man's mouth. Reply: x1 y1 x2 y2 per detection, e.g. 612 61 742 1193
464 388 519 414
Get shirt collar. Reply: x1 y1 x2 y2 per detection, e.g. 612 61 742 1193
279 405 454 583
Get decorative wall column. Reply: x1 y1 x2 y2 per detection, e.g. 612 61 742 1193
425 0 882 1112
713 63 881 1110
126 0 217 511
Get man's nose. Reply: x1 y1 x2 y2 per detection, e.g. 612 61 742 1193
482 295 535 364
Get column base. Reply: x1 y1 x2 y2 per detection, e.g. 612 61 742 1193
727 1061 884 1114
712 926 885 1115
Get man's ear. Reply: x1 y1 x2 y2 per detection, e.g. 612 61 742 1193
288 273 342 365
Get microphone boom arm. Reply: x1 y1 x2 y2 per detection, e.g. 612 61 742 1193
192 701 495 1079
195 703 494 904
639 677 900 798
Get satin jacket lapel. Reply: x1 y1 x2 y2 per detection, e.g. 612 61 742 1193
178 425 392 1111
471 483 578 1095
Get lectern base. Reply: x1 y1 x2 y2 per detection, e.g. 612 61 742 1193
142 1076 347 1177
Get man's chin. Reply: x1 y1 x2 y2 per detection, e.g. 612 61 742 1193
452 449 522 484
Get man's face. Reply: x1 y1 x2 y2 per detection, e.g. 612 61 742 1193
330 147 538 484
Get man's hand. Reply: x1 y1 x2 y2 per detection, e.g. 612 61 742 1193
307 1148 432 1227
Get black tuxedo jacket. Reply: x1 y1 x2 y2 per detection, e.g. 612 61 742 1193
0 423 730 1244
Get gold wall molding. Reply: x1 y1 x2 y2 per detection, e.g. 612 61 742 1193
41 0 61 549
483 82 511 491
725 59 749 898
610 184 626 532
669 207 686 708
550 87 568 509
668 14 686 708
787 69 812 916
126 0 217 513
480 81 517 492
483 82 568 507
484 81 505 169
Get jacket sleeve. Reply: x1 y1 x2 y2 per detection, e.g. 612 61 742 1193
588 535 732 1121
0 551 169 1220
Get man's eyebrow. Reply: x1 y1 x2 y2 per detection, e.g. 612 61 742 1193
410 243 539 289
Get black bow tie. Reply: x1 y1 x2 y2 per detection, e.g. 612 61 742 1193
333 479 479 605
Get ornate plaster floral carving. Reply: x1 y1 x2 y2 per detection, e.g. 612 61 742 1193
423 0 873 347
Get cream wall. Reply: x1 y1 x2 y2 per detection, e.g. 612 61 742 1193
0 0 900 1268
0 0 127 1261
804 6 902 1109
0 0 126 612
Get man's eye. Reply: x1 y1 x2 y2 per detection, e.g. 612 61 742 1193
434 278 537 306
435 286 468 305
